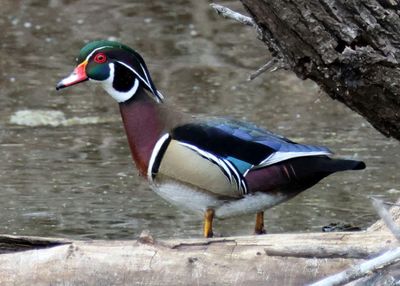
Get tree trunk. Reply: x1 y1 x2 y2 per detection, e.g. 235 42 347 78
240 0 400 140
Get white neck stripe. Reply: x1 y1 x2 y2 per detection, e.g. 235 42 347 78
101 63 139 102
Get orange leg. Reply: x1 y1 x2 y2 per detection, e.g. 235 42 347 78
203 209 215 238
254 211 266 235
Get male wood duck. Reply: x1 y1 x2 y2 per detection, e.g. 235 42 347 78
56 40 366 238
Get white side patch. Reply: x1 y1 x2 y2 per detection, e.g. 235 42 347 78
101 63 139 102
256 151 332 169
147 133 170 181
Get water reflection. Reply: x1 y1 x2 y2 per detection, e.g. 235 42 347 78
0 0 399 239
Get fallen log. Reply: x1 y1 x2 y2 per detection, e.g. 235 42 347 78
0 203 399 286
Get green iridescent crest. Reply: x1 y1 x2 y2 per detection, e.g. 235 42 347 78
77 40 134 63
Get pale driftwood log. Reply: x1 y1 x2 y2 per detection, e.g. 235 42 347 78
0 202 399 285
0 229 398 285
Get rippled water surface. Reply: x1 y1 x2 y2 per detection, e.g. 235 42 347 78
0 0 399 239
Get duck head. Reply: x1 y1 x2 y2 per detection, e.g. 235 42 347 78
56 40 163 103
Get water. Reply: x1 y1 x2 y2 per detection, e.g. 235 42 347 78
0 0 399 240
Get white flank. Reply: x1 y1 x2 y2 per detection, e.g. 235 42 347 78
100 63 139 102
147 133 171 181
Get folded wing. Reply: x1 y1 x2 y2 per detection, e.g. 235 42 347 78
150 119 332 198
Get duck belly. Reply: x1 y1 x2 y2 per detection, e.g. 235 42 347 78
215 192 288 218
150 179 226 215
151 178 288 218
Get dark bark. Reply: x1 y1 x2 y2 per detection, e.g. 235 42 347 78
240 0 400 140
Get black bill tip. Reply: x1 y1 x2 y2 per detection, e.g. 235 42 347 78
55 83 65 91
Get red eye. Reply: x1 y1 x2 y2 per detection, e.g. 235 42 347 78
94 53 107 64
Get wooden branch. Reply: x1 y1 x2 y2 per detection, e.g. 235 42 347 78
247 58 279 81
310 248 400 286
210 4 289 80
210 3 255 27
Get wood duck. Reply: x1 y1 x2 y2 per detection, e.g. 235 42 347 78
56 40 366 238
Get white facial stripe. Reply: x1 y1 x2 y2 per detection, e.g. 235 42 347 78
140 63 164 102
157 90 165 100
101 63 139 102
86 47 163 103
118 61 164 103
116 61 153 91
140 63 151 85
118 60 164 103
84 46 113 62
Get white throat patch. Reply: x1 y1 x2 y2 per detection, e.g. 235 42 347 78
100 63 139 102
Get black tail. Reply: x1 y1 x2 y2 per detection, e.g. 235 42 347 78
318 157 366 173
288 156 366 175
281 156 366 193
